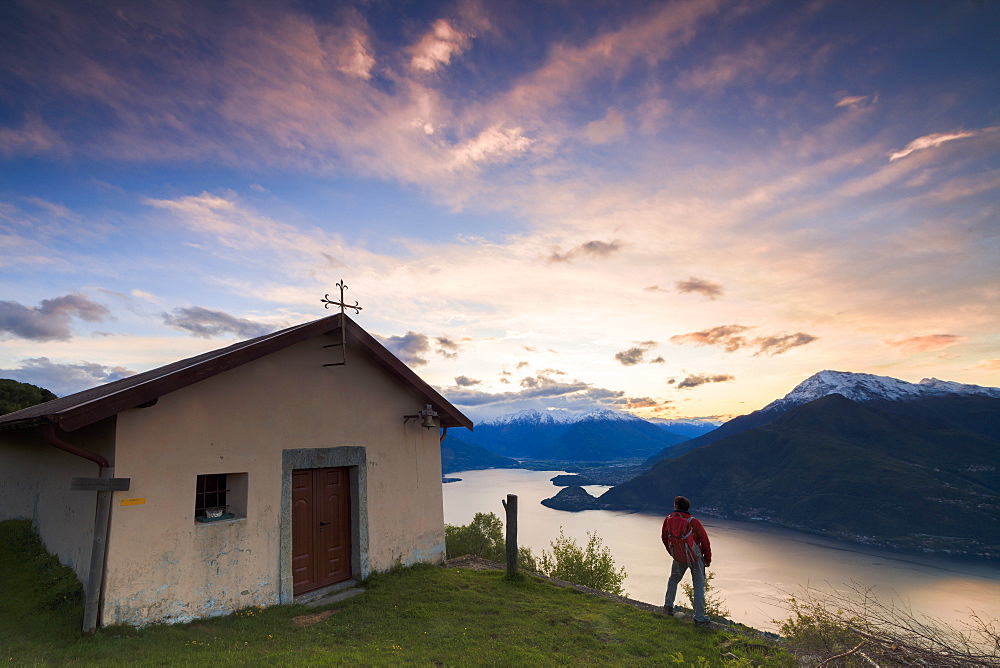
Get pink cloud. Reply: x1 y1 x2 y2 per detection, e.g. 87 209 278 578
0 115 65 157
968 359 1000 372
889 131 978 162
882 334 967 355
410 19 472 72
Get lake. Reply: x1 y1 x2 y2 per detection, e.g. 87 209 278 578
442 468 1000 632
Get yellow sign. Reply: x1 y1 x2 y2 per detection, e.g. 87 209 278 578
120 498 146 506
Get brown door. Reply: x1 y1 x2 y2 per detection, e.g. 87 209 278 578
292 467 352 595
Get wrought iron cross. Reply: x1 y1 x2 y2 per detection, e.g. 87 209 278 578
320 280 361 367
321 280 362 315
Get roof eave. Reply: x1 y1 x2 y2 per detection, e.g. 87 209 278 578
43 317 342 432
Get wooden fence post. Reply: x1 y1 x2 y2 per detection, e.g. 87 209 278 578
501 494 518 577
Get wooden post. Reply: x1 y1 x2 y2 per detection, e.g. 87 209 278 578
501 494 518 577
83 467 115 633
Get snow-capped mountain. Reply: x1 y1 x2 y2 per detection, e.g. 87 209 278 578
459 407 688 461
646 370 1000 465
761 370 1000 414
482 407 647 427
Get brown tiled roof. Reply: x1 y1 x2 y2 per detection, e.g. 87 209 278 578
0 314 473 432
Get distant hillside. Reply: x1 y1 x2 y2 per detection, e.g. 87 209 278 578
459 408 688 461
598 393 1000 557
0 379 57 416
440 436 520 474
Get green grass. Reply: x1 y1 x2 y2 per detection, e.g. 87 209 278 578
1 520 793 666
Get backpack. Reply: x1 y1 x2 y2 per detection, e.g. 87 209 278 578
665 513 702 563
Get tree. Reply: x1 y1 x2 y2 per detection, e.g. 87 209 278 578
445 512 504 561
0 379 57 416
538 528 627 595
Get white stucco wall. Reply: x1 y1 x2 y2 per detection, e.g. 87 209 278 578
102 332 447 626
0 421 115 584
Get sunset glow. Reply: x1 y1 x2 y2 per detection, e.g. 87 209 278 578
1 1 997 421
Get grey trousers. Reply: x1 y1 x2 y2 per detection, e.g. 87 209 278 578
664 558 707 622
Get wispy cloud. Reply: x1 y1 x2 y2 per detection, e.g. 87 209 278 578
610 396 671 411
549 240 624 263
0 295 110 341
338 28 376 80
410 19 473 73
448 125 533 170
444 370 637 419
0 114 65 157
436 335 462 359
968 359 1000 372
882 334 966 355
584 108 626 144
670 325 751 353
675 277 723 300
676 373 734 389
889 131 978 162
162 306 277 339
670 325 817 356
754 333 818 356
614 341 658 366
0 357 135 397
835 94 875 109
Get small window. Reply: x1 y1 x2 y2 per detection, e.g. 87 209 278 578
195 473 247 523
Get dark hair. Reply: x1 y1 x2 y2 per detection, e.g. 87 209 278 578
674 496 690 512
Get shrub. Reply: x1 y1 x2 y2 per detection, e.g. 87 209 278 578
538 528 627 596
773 582 1000 666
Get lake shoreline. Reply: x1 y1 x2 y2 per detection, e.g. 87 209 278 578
506 462 1000 561
444 468 1000 633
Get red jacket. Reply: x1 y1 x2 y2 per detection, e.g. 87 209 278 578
661 511 712 565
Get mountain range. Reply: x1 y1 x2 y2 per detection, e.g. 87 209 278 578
551 371 1000 557
451 408 689 461
647 370 1000 464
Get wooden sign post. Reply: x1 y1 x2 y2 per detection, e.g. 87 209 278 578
501 493 518 577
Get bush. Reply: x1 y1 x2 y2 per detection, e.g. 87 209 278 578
773 582 1000 667
538 528 627 596
445 515 627 594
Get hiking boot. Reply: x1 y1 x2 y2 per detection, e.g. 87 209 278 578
663 606 673 615
693 618 712 627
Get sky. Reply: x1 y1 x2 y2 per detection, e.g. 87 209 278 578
1 0 998 424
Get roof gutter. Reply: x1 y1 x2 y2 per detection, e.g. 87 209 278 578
42 424 113 633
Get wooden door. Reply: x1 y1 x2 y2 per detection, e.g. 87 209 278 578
292 467 352 595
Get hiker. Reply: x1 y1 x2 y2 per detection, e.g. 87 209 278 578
661 495 713 625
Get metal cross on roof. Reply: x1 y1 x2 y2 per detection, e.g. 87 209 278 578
321 280 363 316
320 280 361 367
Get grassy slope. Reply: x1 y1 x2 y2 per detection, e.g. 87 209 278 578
0 520 792 666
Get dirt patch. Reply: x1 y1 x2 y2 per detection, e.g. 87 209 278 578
290 609 341 627
443 555 505 571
